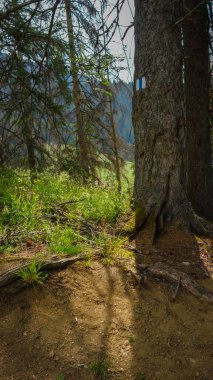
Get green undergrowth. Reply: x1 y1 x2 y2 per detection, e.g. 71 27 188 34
0 167 133 260
89 361 109 379
17 259 48 285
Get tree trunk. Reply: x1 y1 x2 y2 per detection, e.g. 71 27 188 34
100 3 122 192
109 91 122 193
133 0 192 239
22 115 37 181
64 0 90 179
183 0 213 220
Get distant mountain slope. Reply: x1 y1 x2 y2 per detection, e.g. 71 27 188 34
113 81 134 145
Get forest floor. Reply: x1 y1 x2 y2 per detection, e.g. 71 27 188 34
0 227 213 380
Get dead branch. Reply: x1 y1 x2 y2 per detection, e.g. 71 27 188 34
174 0 206 26
0 253 92 289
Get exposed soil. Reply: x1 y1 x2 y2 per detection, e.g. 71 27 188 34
135 226 213 280
0 228 213 380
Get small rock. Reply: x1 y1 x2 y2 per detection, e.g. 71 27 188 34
77 364 87 369
182 262 190 266
23 332 27 336
49 351 55 358
189 358 196 365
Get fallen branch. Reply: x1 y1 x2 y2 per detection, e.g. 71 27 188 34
137 262 213 303
0 253 92 289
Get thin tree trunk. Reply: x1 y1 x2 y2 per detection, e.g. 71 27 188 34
22 113 36 180
109 93 122 192
64 0 90 179
100 3 122 192
133 0 195 240
183 0 213 220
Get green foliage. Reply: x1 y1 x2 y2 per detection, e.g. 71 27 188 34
89 361 109 380
48 226 88 255
128 335 136 344
0 244 18 255
137 373 147 380
17 260 48 285
0 168 132 255
95 232 127 265
56 375 65 380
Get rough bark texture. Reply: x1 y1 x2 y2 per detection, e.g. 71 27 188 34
65 0 90 178
133 0 190 237
183 0 213 220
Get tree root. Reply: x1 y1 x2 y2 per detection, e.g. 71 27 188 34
0 253 92 290
137 262 213 303
190 213 213 237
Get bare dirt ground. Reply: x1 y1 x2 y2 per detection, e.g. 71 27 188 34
0 229 213 380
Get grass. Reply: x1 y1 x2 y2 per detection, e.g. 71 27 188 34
48 226 89 255
89 361 109 379
138 373 147 380
56 375 65 380
17 259 48 285
128 335 136 344
0 166 133 260
95 232 127 265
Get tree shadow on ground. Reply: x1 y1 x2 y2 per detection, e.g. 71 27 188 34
0 237 213 380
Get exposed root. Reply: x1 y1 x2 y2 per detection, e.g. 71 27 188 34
189 212 213 237
137 262 213 303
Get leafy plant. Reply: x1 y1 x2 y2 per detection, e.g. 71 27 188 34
57 375 65 380
128 335 136 344
89 361 109 379
17 259 48 285
95 232 126 265
48 226 88 255
138 372 147 380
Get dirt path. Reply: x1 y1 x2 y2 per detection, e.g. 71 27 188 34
0 258 213 380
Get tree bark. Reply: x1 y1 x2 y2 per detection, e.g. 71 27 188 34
64 0 90 179
133 0 193 239
22 115 37 181
109 90 122 193
183 0 213 219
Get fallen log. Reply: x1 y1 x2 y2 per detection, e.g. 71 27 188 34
0 253 91 289
137 262 213 303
